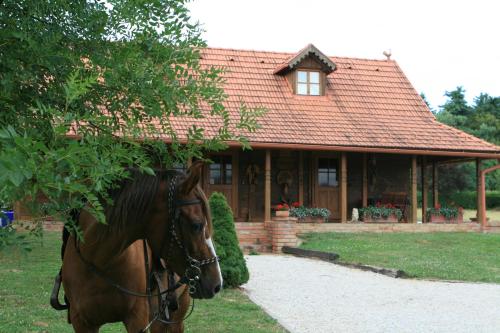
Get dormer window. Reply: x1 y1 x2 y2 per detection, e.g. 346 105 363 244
297 71 321 96
273 44 335 97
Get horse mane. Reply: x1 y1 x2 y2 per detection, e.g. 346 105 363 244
103 168 212 235
105 168 181 232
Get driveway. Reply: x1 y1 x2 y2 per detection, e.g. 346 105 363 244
242 255 500 333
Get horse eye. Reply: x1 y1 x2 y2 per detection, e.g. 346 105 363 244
191 222 204 233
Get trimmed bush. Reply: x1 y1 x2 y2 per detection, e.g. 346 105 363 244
418 191 500 210
443 191 500 209
209 192 249 288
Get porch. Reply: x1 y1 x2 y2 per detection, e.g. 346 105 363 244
202 148 489 225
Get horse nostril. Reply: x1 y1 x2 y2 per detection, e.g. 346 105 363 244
213 284 221 294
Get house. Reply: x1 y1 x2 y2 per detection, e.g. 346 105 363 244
17 44 500 251
170 44 499 251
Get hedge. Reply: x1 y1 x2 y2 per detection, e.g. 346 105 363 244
418 191 500 209
209 192 249 288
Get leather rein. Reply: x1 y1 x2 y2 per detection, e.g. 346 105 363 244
73 174 219 330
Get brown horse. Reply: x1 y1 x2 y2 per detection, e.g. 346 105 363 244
59 161 222 332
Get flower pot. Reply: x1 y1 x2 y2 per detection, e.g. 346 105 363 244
428 213 463 224
362 213 399 223
298 216 325 223
275 210 290 217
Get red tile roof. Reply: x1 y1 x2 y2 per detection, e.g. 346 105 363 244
170 46 499 157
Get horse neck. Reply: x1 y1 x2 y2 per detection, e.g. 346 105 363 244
78 212 144 268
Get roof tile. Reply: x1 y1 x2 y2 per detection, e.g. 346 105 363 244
169 47 499 155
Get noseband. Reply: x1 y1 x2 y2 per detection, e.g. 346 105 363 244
163 175 219 295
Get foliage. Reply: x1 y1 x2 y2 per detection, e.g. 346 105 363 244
289 206 331 219
299 232 500 283
0 225 33 252
0 232 285 333
358 205 402 220
0 0 264 234
425 206 461 220
435 87 500 194
209 192 249 288
420 191 500 210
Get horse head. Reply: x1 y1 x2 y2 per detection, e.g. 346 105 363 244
146 161 223 299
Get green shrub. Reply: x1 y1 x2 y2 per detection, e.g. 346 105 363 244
426 207 460 220
418 191 500 209
290 206 331 219
209 192 249 288
444 191 500 209
358 205 403 220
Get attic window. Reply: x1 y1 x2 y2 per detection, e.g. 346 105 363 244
297 71 321 95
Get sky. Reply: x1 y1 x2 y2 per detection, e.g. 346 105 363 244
187 0 500 111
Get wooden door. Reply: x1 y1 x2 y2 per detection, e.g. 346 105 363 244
205 154 238 215
315 157 340 220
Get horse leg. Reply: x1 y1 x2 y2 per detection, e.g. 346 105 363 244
124 303 149 333
71 319 100 333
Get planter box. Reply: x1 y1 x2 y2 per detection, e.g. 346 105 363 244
297 216 326 223
361 213 399 223
428 213 463 224
275 210 290 217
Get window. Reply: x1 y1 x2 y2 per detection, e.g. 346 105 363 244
318 158 338 187
297 70 321 96
209 156 232 185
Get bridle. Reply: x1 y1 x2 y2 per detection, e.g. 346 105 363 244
162 175 219 295
73 173 220 331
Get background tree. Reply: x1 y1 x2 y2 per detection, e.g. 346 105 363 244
209 192 249 288
0 0 263 233
434 87 499 198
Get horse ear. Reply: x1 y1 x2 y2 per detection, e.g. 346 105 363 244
179 160 204 195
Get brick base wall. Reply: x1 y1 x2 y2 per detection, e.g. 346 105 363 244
296 222 482 234
267 217 298 253
234 222 271 252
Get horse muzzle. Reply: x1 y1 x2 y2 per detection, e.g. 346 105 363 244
189 277 222 299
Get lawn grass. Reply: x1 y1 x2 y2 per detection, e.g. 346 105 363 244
0 232 286 333
299 232 500 283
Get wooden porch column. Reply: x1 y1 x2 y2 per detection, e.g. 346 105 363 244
340 152 348 223
411 155 418 223
432 162 439 208
421 157 428 223
476 158 484 223
299 151 304 206
265 149 271 222
362 153 368 207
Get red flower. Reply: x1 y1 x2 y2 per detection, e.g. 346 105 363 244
276 204 289 211
434 203 441 209
292 201 300 208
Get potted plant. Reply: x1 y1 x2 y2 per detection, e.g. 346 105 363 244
275 203 290 217
290 204 331 223
359 203 402 223
426 205 463 223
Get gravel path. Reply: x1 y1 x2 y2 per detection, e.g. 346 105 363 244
242 255 500 333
